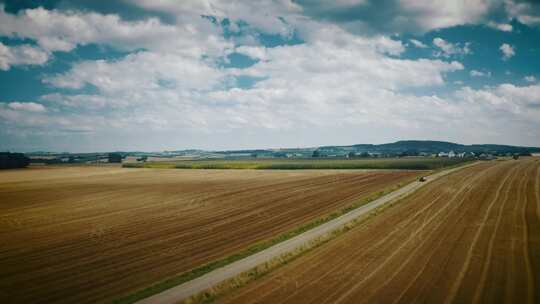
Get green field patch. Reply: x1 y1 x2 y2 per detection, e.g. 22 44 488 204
123 157 470 171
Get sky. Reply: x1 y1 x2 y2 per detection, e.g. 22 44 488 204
0 0 539 152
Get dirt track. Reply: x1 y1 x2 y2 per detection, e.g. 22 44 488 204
218 158 540 304
0 167 417 303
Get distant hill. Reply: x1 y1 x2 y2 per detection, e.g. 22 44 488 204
22 140 540 160
319 140 540 155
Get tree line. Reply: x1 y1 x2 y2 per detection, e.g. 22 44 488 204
0 152 30 169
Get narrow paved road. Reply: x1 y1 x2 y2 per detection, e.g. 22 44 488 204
217 158 540 304
137 164 475 304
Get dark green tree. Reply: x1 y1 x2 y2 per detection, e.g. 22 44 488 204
0 152 30 169
108 153 123 163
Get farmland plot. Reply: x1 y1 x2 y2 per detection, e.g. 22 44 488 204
0 166 418 303
218 158 540 304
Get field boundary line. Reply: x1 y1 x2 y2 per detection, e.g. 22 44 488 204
131 162 478 304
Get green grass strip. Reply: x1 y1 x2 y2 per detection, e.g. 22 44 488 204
123 157 471 171
191 194 406 304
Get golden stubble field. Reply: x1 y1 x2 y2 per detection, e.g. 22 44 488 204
0 166 419 303
218 158 540 304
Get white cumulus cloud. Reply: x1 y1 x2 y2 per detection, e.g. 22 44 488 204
129 0 303 37
409 39 428 48
0 4 232 59
235 46 268 61
0 42 49 70
44 51 227 95
6 102 46 112
487 21 513 32
500 43 515 60
524 75 536 83
399 0 491 32
433 38 471 58
505 0 540 26
470 70 491 77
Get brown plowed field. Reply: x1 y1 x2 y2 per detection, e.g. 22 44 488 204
219 158 540 304
0 166 418 303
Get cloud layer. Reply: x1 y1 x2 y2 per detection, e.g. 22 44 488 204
0 1 539 151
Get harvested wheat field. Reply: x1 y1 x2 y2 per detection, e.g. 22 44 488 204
0 166 419 303
218 158 540 304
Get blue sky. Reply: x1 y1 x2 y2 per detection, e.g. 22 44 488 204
0 0 539 152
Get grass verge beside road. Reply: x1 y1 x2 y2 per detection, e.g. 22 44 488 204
184 197 401 304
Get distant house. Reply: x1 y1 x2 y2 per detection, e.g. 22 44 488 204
479 153 496 160
448 151 456 158
438 152 449 157
123 156 138 163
